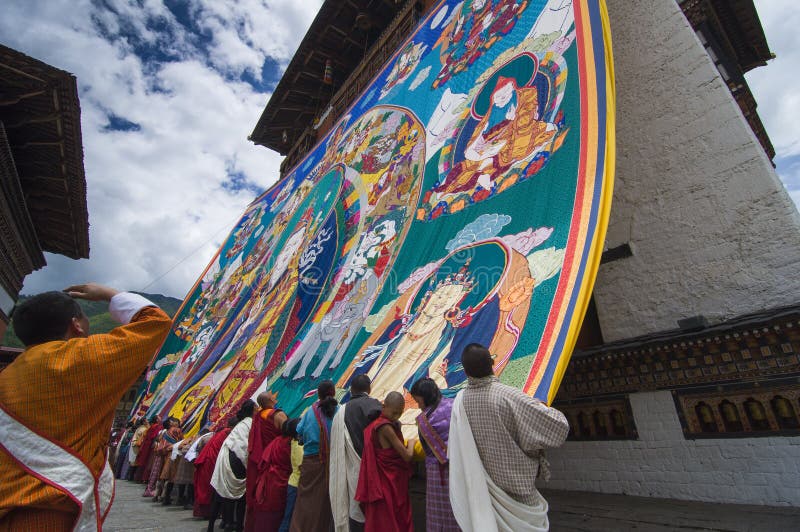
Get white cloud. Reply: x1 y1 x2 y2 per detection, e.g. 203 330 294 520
747 1 800 208
0 0 320 298
192 0 323 75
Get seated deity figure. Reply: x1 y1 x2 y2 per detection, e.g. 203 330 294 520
435 76 556 197
169 216 311 432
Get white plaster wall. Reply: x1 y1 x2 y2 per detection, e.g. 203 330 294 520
595 0 800 342
545 391 800 506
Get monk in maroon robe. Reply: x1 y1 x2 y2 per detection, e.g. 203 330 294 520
246 391 287 532
253 418 299 531
133 414 162 482
355 392 417 532
193 421 235 518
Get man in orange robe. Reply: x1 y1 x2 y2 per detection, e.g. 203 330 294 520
0 283 172 530
355 392 416 532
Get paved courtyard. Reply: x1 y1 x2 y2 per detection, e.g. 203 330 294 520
541 489 800 531
104 479 800 531
105 480 204 532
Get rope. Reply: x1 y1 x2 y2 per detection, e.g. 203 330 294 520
138 215 240 293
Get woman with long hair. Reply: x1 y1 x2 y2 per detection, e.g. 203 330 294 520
156 418 184 504
140 417 172 497
289 380 339 532
143 416 179 498
134 414 161 483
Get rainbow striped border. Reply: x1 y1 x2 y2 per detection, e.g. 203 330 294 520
523 0 616 404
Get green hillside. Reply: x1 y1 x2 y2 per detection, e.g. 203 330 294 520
2 292 183 348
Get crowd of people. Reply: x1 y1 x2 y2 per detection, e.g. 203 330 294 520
0 282 569 531
111 344 570 532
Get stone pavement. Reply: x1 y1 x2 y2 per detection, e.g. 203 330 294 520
105 479 800 531
541 489 800 531
105 479 206 532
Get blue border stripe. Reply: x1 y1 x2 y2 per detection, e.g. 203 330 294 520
537 0 609 399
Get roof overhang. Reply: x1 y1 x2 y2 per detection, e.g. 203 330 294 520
680 0 774 73
249 0 411 155
0 45 89 260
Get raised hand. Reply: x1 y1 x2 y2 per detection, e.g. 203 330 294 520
64 283 120 302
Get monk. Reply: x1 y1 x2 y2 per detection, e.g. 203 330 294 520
355 391 416 532
193 418 237 518
253 418 300 531
246 391 287 531
0 284 171 530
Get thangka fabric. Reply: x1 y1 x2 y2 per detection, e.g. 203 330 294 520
132 0 615 434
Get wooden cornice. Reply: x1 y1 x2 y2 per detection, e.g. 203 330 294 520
0 45 89 260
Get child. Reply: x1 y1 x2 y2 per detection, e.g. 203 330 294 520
355 391 416 532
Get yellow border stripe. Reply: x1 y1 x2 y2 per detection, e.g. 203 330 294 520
546 0 616 404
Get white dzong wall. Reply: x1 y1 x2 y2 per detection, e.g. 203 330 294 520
547 0 800 507
595 0 800 343
546 391 800 506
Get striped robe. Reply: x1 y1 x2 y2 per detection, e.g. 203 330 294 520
0 296 171 530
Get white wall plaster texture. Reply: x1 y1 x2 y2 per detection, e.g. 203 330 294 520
595 0 800 342
545 391 800 506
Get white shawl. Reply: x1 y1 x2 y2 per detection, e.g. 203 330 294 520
329 404 365 531
185 432 212 463
211 417 252 499
449 391 549 532
171 438 186 461
127 442 139 465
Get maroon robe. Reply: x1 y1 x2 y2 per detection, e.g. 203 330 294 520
245 408 284 531
252 435 292 531
133 423 161 482
355 415 414 532
192 427 232 517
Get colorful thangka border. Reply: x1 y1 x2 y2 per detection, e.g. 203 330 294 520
132 0 615 434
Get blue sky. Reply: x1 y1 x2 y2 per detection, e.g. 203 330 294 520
0 0 797 299
1 0 323 298
745 1 800 209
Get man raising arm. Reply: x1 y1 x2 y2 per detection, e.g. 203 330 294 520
0 284 172 531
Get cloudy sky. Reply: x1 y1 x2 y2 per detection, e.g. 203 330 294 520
1 0 798 300
745 1 800 208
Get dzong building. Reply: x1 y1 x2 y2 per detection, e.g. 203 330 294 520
249 0 800 507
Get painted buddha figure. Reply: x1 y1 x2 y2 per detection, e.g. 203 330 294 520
368 273 474 399
435 76 556 197
204 223 309 426
169 213 312 433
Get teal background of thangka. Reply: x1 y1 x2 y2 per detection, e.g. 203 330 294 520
132 0 589 430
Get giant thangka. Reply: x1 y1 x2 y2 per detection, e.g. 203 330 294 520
133 0 615 435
